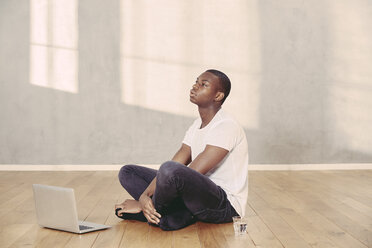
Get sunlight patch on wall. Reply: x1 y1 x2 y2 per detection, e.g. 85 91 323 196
325 0 372 154
120 0 261 129
122 58 198 118
30 0 78 94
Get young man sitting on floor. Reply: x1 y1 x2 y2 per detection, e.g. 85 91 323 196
115 69 249 231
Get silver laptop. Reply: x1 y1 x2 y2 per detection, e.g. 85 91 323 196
33 184 111 234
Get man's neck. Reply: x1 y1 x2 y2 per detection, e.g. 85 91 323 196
198 105 221 129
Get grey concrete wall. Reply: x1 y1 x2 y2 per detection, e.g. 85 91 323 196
1 0 371 165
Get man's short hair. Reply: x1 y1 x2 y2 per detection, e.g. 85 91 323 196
206 69 231 104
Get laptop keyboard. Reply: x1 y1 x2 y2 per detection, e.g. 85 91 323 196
79 224 94 231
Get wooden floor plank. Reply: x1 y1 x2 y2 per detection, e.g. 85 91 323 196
0 224 34 248
251 172 339 248
118 221 150 248
146 225 174 248
90 183 129 248
311 171 372 208
303 209 368 248
197 222 230 248
172 223 201 248
263 171 371 248
34 228 74 248
339 196 372 219
8 224 51 248
1 170 372 248
289 183 372 247
248 192 312 248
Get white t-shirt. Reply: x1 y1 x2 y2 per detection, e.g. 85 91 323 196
182 109 249 216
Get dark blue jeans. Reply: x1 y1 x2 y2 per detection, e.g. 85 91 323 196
118 161 238 231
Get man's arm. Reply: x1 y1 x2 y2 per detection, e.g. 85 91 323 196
172 143 192 165
188 145 229 174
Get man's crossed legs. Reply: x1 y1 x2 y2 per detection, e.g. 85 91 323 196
116 161 238 231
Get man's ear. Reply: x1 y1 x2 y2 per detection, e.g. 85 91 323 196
215 92 225 102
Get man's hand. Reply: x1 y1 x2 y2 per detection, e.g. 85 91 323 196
139 194 161 224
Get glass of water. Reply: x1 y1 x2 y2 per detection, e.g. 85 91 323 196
233 216 247 236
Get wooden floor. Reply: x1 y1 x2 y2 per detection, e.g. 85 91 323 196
0 170 371 248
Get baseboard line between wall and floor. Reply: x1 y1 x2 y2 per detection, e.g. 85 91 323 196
0 163 372 171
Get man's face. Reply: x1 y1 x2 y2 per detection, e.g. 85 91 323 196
190 71 222 107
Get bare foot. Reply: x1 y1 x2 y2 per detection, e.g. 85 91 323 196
115 199 142 216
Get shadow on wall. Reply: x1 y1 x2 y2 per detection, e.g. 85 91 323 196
0 0 261 164
254 0 372 163
0 0 372 164
0 0 194 164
